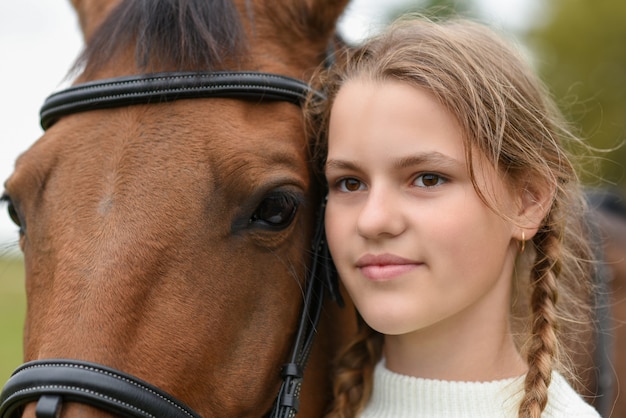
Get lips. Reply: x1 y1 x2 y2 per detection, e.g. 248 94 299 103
356 254 421 281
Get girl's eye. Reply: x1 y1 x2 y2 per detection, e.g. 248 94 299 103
414 173 446 188
337 178 365 192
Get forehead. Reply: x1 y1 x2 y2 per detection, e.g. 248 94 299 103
328 79 466 160
327 78 514 198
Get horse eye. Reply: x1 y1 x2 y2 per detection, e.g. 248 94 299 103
2 194 22 228
250 193 299 230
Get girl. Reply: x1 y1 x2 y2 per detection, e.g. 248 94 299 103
307 17 601 418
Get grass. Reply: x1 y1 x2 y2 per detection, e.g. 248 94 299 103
0 254 25 389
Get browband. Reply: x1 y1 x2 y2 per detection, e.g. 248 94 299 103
40 71 323 130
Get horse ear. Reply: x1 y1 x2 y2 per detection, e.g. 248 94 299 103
70 0 122 41
264 0 350 45
258 0 350 71
300 0 351 41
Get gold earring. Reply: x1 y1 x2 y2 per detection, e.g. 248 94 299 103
520 231 526 254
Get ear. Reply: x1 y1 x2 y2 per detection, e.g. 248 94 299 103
513 179 556 241
254 0 351 72
70 0 122 42
299 0 352 41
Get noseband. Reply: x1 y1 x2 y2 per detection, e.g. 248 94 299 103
0 71 341 418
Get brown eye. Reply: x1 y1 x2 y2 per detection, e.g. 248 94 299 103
415 173 446 188
339 178 364 192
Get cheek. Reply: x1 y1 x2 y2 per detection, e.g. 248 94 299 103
419 205 502 256
431 210 513 272
324 203 349 263
418 212 465 249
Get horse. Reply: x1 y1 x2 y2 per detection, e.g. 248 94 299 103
584 188 626 417
0 0 357 416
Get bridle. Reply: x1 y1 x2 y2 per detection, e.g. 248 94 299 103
0 71 342 418
37 71 324 130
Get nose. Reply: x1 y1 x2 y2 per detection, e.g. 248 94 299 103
356 186 406 239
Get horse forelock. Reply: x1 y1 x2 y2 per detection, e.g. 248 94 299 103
73 0 350 81
76 0 248 77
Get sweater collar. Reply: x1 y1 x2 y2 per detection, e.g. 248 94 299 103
361 360 525 417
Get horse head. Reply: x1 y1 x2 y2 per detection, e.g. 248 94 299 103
1 0 355 416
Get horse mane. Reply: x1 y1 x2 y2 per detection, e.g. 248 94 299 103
75 0 248 77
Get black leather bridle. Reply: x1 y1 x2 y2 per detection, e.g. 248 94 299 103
0 71 341 418
37 71 324 130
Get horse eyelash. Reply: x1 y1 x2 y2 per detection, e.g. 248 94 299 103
0 193 22 231
0 193 15 213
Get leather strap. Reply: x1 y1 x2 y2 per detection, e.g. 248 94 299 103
270 198 342 418
0 360 200 418
40 71 323 130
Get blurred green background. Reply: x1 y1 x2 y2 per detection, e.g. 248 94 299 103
0 254 25 386
1 0 624 391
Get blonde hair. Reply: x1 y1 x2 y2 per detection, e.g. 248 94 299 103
306 17 595 418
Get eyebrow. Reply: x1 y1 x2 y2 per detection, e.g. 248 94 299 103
325 151 462 172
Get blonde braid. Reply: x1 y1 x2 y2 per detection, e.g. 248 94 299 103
519 219 562 418
325 322 383 418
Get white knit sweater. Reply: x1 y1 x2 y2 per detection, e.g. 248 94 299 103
359 361 600 417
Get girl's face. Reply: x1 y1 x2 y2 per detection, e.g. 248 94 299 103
325 79 520 338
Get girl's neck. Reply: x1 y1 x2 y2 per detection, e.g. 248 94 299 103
383 299 527 382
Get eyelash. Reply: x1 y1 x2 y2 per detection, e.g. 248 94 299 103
332 172 447 193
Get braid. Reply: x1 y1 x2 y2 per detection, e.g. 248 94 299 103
325 320 383 418
519 218 562 418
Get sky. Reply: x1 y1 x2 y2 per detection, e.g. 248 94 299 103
0 0 539 247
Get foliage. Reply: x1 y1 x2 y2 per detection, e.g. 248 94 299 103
527 0 626 191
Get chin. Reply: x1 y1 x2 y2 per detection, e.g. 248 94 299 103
360 311 417 336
